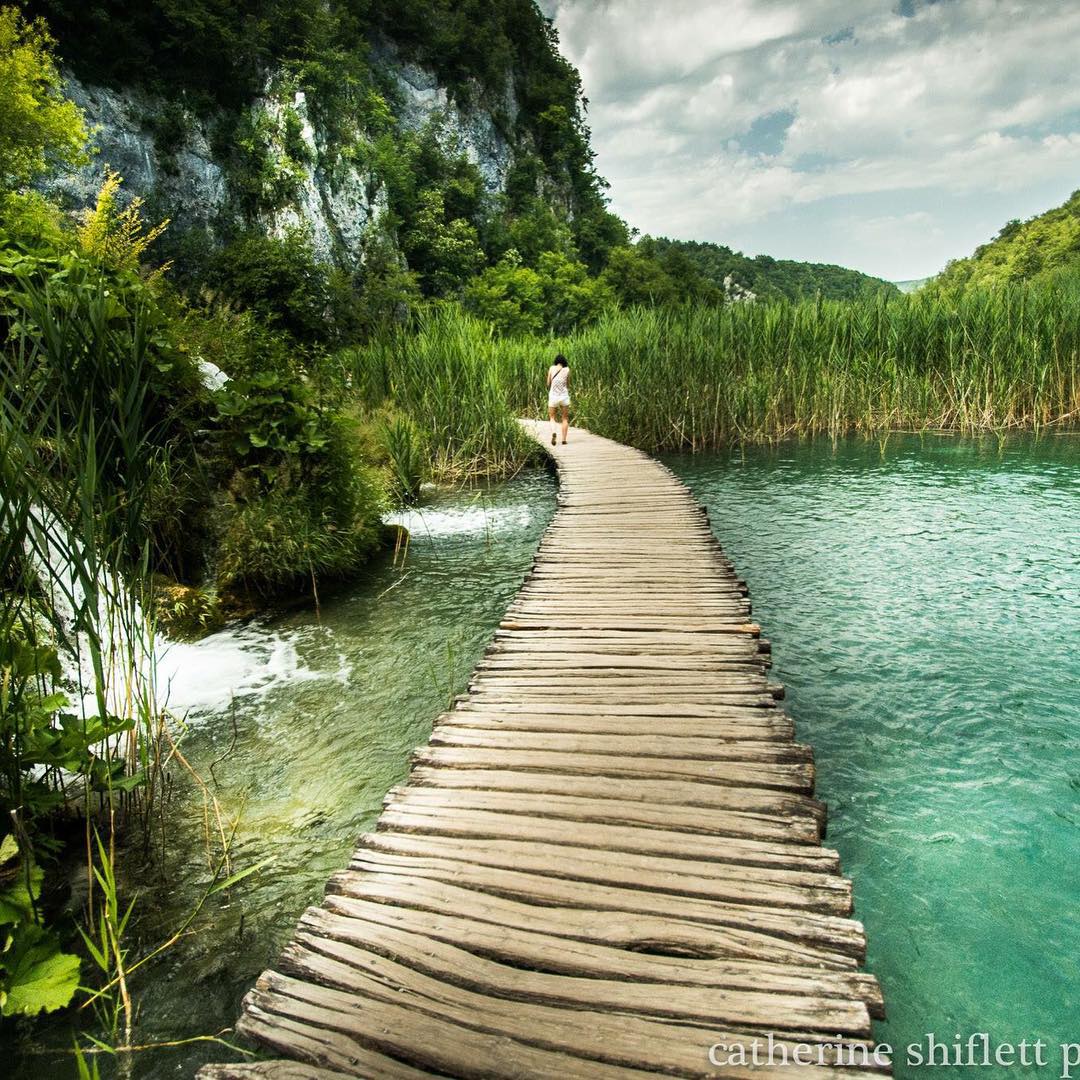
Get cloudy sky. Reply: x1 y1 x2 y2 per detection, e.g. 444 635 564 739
538 0 1080 281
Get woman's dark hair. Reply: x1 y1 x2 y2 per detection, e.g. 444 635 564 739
553 354 568 367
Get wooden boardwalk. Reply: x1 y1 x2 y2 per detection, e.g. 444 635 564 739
202 423 888 1079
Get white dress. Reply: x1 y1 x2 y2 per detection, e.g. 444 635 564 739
548 365 570 407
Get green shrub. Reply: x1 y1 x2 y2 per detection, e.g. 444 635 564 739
400 189 485 298
203 228 361 346
150 581 224 639
216 445 385 596
214 369 331 463
378 413 427 505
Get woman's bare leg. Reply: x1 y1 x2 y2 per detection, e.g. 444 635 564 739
560 405 569 444
548 405 558 445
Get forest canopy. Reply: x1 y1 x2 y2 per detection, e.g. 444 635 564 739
930 188 1080 293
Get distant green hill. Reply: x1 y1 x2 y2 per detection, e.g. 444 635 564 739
635 236 898 302
894 278 929 293
932 190 1080 292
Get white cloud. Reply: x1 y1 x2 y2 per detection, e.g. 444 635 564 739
544 0 1080 277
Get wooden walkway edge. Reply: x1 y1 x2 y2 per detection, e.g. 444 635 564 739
201 422 888 1079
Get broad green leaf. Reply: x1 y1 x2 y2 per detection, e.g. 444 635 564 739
0 836 17 866
108 770 146 794
0 860 42 925
1 926 81 1016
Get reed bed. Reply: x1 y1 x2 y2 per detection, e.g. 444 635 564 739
348 278 1080 470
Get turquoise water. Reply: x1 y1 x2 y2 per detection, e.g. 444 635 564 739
667 434 1079 1078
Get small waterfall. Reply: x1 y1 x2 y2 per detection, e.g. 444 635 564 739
23 504 158 732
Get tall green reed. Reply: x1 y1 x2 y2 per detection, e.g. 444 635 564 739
344 310 538 479
0 257 233 1040
347 279 1079 466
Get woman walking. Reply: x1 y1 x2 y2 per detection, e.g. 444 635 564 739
547 354 571 446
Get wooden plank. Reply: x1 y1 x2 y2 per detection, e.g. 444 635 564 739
454 700 783 718
496 622 760 635
327 869 857 970
430 726 811 763
384 784 823 846
341 851 864 954
468 690 780 706
241 978 658 1080
290 914 872 1034
207 421 889 1078
469 676 773 693
492 628 758 643
261 956 884 1079
483 654 769 670
438 710 797 739
406 765 825 826
375 803 835 869
315 891 884 1015
363 826 850 912
414 745 815 792
198 1065 363 1080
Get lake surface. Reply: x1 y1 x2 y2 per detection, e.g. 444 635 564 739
668 433 1079 1078
13 432 1078 1078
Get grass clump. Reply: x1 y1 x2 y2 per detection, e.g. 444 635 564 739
377 413 428 505
346 308 539 480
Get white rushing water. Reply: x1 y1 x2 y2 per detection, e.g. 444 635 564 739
155 621 347 719
385 500 539 539
26 505 347 725
31 494 540 727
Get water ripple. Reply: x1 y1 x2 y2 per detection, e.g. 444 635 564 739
669 433 1079 1077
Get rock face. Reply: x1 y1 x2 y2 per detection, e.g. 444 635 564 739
44 44 522 267
255 85 385 265
385 49 517 195
42 79 228 227
723 273 757 304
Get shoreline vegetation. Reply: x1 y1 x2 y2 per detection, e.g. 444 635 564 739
1 0 1078 1071
354 287 1080 472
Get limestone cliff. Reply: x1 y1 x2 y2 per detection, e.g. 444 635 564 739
44 42 525 267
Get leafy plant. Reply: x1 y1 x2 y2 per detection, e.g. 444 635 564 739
0 5 88 190
150 582 223 640
76 167 171 277
214 370 330 464
0 835 81 1018
203 228 360 345
378 414 427 505
77 830 136 1040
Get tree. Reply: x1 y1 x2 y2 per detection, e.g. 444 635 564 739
601 247 677 307
536 250 614 334
205 228 355 345
0 6 87 190
401 188 485 298
463 253 544 336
